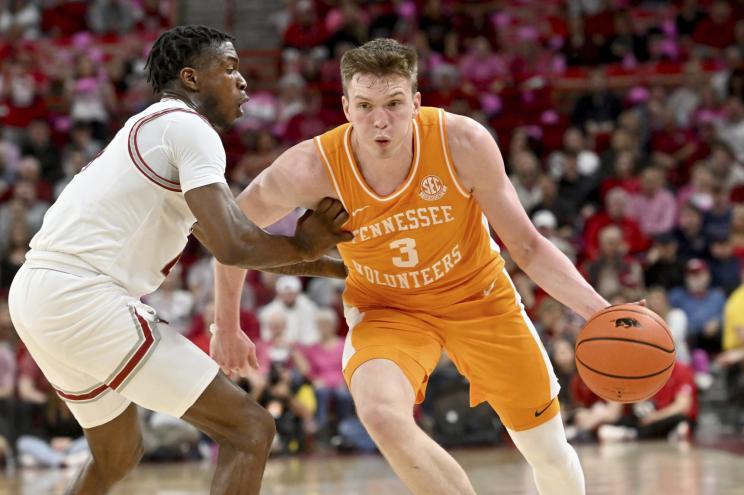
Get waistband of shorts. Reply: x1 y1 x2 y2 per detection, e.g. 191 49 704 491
23 250 102 278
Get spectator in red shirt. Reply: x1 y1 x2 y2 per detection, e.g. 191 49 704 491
426 64 478 115
565 373 622 442
693 0 736 51
583 224 645 299
282 90 338 144
650 109 706 183
599 361 698 441
282 0 328 51
583 187 650 260
1 59 48 143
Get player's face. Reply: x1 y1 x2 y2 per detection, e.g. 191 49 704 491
197 42 248 130
342 73 421 158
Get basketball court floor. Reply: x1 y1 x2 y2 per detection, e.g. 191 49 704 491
1 440 743 494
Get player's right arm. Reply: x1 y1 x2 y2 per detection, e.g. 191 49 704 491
211 140 341 376
162 109 348 269
186 185 349 269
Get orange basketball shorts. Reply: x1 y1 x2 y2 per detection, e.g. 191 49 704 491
341 269 561 431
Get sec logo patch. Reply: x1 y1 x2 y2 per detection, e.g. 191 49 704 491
419 174 447 201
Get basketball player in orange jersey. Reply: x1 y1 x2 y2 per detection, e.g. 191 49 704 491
212 39 610 495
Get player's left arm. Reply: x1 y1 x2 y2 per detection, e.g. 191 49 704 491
445 112 609 320
218 139 347 279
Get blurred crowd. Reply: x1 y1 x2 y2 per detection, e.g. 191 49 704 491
0 0 743 468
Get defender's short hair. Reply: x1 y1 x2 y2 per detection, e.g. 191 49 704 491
145 25 235 94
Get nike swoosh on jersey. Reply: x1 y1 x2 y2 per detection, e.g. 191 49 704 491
351 205 371 216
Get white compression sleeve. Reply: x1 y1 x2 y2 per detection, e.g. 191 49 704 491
507 413 586 495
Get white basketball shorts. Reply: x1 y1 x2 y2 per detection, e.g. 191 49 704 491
8 263 219 428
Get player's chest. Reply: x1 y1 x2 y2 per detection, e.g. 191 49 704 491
344 188 464 250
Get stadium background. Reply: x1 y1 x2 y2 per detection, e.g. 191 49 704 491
0 0 742 470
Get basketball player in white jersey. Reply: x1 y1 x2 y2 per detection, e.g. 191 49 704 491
8 26 350 495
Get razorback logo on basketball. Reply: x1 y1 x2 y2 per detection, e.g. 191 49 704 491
419 174 447 201
612 318 641 329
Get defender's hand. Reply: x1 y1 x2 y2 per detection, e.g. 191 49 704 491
293 198 353 260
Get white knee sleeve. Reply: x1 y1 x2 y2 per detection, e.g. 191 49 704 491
507 413 586 495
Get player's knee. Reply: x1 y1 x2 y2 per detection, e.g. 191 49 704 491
356 402 410 439
93 436 144 483
522 437 574 470
218 397 276 454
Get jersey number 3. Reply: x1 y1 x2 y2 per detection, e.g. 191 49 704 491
390 238 419 268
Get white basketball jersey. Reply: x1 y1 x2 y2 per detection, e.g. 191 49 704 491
27 99 226 297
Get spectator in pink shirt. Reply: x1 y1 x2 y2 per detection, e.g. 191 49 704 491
293 308 352 433
458 36 509 90
677 163 715 213
626 167 678 237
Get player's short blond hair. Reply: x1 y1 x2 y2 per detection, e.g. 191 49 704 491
340 38 418 95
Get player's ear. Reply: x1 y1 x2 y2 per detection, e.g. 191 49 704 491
180 67 199 91
342 95 351 122
412 91 421 117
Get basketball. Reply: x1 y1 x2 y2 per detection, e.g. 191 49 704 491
575 304 676 403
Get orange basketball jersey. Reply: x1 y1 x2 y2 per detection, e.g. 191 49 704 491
315 107 505 310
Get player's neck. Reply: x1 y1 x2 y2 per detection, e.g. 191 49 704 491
350 127 414 196
160 89 200 113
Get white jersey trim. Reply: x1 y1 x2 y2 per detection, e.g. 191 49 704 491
127 108 207 192
438 109 471 198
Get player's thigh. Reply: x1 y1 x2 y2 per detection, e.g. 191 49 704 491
342 306 442 405
443 298 559 416
10 266 155 380
10 266 218 421
113 312 219 420
10 267 133 428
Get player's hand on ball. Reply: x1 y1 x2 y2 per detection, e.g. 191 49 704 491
293 198 354 260
209 324 259 378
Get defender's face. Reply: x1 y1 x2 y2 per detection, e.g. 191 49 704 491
198 41 248 129
342 73 420 158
